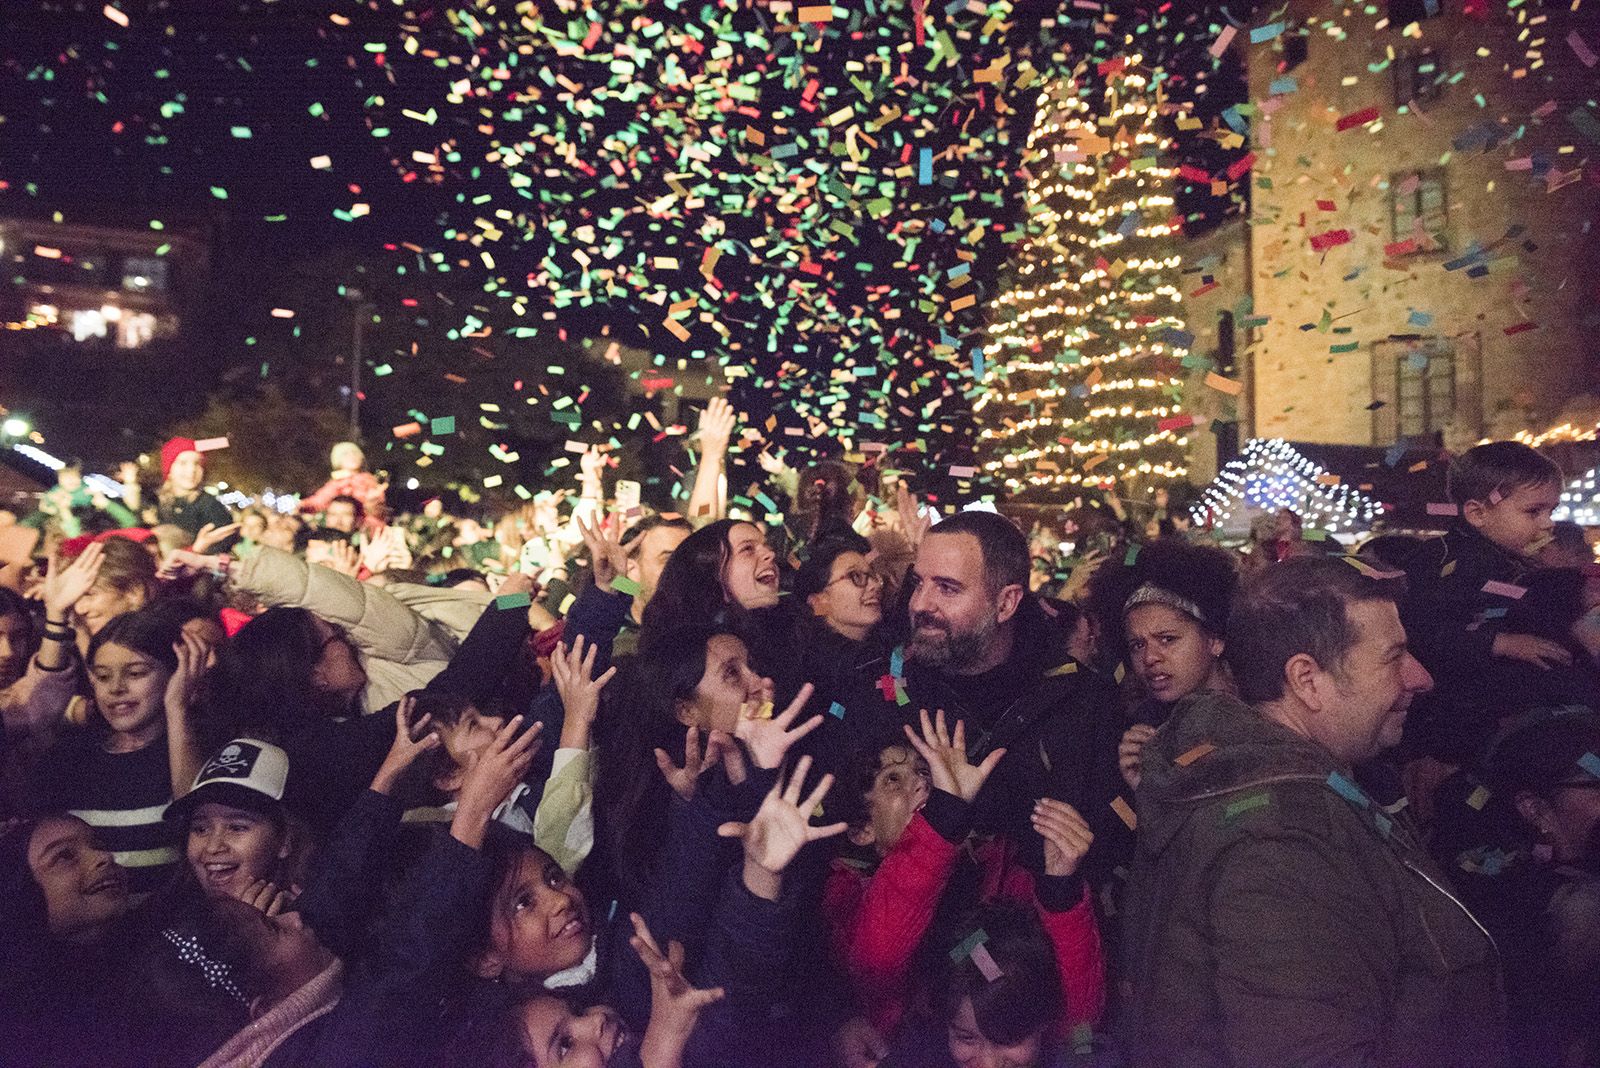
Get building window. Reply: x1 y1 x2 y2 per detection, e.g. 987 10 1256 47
1395 344 1454 437
1388 0 1441 23
1390 169 1448 252
1394 47 1444 107
121 256 169 295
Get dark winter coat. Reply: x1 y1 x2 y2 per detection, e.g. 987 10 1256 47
1121 691 1507 1068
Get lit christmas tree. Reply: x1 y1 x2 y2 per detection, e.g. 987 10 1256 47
975 54 1190 503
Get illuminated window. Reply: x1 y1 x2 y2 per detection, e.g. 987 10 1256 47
121 256 168 294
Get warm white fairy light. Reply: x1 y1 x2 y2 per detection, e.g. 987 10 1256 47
977 56 1189 499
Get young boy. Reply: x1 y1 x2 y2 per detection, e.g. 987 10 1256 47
821 712 1104 1046
1401 441 1575 763
395 637 609 875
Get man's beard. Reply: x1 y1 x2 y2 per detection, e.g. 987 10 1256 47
906 610 998 672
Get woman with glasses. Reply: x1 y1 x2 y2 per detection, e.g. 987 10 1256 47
788 535 889 740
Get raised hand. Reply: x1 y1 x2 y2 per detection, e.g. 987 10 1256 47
575 510 629 594
655 726 722 801
895 483 932 551
192 522 241 555
756 448 787 476
451 716 543 849
42 542 104 619
550 635 616 751
372 694 441 794
696 395 738 456
323 540 362 578
718 755 847 892
902 709 1005 805
1058 548 1107 604
1118 723 1159 792
579 445 607 485
735 682 823 771
165 631 215 717
1032 798 1093 879
631 912 726 1068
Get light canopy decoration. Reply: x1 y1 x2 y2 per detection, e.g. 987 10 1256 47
1192 437 1382 537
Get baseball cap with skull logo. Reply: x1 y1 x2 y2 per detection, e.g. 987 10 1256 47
164 738 290 824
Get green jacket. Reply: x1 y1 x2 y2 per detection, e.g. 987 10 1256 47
1121 691 1506 1068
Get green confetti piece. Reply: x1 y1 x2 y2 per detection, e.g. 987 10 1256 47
1223 792 1271 822
494 592 532 610
431 416 456 435
610 576 642 596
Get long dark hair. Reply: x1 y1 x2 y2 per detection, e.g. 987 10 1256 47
638 519 751 647
591 625 730 906
208 607 347 741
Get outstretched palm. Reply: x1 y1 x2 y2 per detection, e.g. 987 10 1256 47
902 708 1005 804
718 755 846 875
735 683 822 770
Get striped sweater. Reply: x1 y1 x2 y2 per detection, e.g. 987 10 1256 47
30 728 179 892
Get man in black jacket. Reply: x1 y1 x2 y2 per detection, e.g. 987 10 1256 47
831 510 1124 875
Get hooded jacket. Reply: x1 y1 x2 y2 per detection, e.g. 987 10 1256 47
1120 691 1507 1068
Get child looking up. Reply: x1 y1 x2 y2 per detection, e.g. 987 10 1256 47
823 710 1105 1051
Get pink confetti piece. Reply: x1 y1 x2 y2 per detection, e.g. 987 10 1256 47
1481 580 1527 600
1569 31 1598 68
970 942 1004 982
1209 25 1237 58
1425 502 1459 516
193 437 230 452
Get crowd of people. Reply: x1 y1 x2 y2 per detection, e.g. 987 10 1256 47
1 412 1599 1068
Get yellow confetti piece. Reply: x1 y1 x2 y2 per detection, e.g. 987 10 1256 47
1174 742 1216 767
1111 796 1138 831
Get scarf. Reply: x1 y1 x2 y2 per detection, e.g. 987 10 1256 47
199 959 345 1068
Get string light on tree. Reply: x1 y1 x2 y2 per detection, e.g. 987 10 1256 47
975 53 1190 502
1192 438 1382 537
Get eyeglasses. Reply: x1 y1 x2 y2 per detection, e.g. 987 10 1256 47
826 569 882 591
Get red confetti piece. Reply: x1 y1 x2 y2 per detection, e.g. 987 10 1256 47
1503 321 1537 335
1226 152 1256 181
1335 107 1380 131
1309 229 1353 252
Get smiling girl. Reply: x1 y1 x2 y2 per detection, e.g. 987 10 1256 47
28 609 209 892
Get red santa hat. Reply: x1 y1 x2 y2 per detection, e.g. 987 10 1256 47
161 437 200 481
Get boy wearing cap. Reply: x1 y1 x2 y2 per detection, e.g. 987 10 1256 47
167 738 300 908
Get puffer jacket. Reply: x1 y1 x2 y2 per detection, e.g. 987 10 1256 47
1120 691 1507 1068
230 547 464 712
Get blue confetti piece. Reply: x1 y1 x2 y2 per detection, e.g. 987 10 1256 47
828 701 847 720
1249 21 1284 43
1579 753 1600 779
1269 76 1298 95
889 645 905 679
1326 771 1370 808
1408 310 1434 328
918 147 933 185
